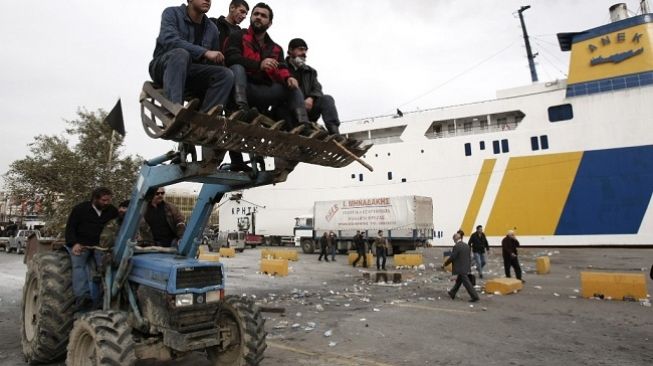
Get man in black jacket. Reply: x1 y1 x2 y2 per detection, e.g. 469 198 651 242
65 187 118 311
443 233 480 302
286 38 341 135
501 230 523 282
352 231 368 268
211 0 249 50
468 225 490 279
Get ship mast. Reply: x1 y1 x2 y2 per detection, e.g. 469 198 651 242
517 5 538 82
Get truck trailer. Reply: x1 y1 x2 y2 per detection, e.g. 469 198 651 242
296 196 434 255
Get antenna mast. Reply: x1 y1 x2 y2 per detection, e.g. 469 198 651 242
517 6 538 83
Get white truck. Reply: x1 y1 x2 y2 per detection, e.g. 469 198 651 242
3 230 55 254
295 196 434 255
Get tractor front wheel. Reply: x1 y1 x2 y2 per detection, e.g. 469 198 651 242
207 295 266 366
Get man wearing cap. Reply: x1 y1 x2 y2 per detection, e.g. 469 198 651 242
286 38 341 135
224 3 310 130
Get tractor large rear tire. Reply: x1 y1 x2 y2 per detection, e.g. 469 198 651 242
66 311 136 366
21 250 75 364
208 295 266 366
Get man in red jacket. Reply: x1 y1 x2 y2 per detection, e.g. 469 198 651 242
224 3 309 131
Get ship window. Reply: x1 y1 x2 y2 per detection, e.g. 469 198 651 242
492 140 500 154
421 149 424 153
387 152 391 156
501 139 509 153
387 172 393 180
351 174 356 179
464 143 472 156
531 136 539 151
548 104 573 122
359 174 364 182
369 125 406 145
540 135 549 150
479 141 485 150
401 178 407 183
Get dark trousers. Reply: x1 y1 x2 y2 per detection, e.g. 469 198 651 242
318 245 329 261
450 274 480 300
149 48 234 113
308 95 340 132
376 248 387 270
503 255 522 280
352 250 367 267
230 64 304 119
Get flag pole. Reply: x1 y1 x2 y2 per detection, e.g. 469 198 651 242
108 130 116 166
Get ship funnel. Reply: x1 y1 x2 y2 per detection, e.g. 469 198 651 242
609 3 628 22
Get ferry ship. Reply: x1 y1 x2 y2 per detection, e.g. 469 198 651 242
219 3 653 247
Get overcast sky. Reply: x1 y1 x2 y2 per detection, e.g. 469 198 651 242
0 0 641 181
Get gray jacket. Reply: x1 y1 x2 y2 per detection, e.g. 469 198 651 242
152 4 220 62
444 240 472 275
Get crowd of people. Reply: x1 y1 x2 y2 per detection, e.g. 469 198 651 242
150 0 342 172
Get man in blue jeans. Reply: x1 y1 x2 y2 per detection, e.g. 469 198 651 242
149 0 234 115
65 188 118 312
468 225 490 279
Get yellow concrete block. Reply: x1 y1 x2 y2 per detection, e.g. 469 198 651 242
348 252 373 267
199 245 211 254
273 249 299 261
394 253 424 267
536 256 551 274
260 258 289 276
198 253 220 262
581 271 648 300
443 256 452 273
485 278 523 295
219 247 236 258
261 248 274 259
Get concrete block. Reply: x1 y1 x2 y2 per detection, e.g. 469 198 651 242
261 248 274 259
536 256 551 274
219 247 236 258
260 258 289 277
348 252 373 267
485 278 523 295
580 271 648 300
198 253 220 262
394 253 424 267
273 249 299 261
376 271 402 283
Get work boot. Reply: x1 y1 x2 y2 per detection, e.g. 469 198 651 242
326 123 340 136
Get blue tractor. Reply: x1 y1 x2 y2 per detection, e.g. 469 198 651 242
20 83 371 365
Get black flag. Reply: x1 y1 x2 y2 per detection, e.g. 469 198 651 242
104 99 125 136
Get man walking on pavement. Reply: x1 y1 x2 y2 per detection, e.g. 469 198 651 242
352 230 368 268
502 230 523 282
318 232 329 262
65 187 119 311
328 231 338 261
443 232 480 302
468 225 490 279
373 230 388 271
286 38 341 135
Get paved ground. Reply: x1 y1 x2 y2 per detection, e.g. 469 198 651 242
0 246 651 366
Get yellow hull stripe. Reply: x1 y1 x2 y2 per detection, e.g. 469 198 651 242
461 159 496 234
485 152 583 236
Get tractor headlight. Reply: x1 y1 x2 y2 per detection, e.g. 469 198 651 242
175 293 194 307
206 290 224 303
